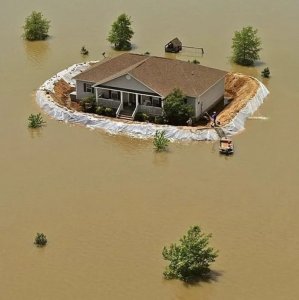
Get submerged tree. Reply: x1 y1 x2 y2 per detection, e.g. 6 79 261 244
23 11 50 41
163 89 193 125
28 113 46 128
34 233 47 247
107 14 134 50
162 226 218 282
153 130 170 152
231 26 262 66
261 67 270 78
80 46 89 55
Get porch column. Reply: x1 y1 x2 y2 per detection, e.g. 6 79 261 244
95 88 99 105
161 98 164 109
120 91 124 111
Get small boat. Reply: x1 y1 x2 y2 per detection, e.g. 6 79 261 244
219 138 234 155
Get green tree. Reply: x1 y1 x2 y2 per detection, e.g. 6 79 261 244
231 26 262 66
34 233 47 247
163 89 193 125
107 14 134 50
23 11 50 41
162 226 218 282
28 113 46 128
153 130 170 152
261 67 270 78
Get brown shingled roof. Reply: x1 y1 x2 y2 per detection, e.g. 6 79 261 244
73 53 147 83
74 53 227 97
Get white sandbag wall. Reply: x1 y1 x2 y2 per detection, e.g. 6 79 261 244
36 62 269 141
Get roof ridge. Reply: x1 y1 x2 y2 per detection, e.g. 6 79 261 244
94 56 150 85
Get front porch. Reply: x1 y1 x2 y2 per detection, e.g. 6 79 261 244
94 86 163 120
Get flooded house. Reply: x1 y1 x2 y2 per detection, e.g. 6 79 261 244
74 53 227 120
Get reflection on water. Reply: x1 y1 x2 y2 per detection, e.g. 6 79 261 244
229 62 261 78
152 151 170 166
24 40 51 67
28 127 43 139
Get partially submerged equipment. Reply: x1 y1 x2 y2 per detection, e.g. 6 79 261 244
165 38 183 53
219 138 234 155
165 37 204 54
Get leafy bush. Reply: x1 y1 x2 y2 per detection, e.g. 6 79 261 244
80 96 96 113
162 226 218 282
23 11 50 41
148 115 155 123
134 112 148 122
34 233 47 247
153 130 169 152
107 14 134 51
80 46 89 55
163 89 193 125
231 26 262 66
261 67 270 78
96 106 106 115
105 107 116 117
28 113 46 128
192 59 200 64
154 116 165 124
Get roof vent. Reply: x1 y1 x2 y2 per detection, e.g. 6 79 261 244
126 74 131 80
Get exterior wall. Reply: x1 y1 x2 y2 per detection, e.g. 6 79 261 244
101 75 156 94
76 80 96 99
186 97 196 117
196 78 225 117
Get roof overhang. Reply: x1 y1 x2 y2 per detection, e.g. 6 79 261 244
92 83 161 97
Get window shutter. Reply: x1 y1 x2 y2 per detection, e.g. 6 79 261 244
83 83 87 92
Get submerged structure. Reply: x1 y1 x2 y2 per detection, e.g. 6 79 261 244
165 37 183 53
73 53 227 121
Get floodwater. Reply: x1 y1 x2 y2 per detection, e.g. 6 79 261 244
0 0 298 299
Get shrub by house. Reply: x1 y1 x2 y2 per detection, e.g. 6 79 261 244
163 89 193 125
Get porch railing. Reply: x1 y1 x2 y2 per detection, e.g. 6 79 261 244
138 105 162 116
116 101 123 117
132 102 139 120
97 98 120 109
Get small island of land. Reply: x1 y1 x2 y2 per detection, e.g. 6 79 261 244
37 54 268 141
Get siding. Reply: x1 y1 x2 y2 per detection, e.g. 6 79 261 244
76 80 96 100
196 78 225 117
186 96 196 117
101 75 156 94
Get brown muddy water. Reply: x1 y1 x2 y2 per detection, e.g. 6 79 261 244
0 1 299 299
